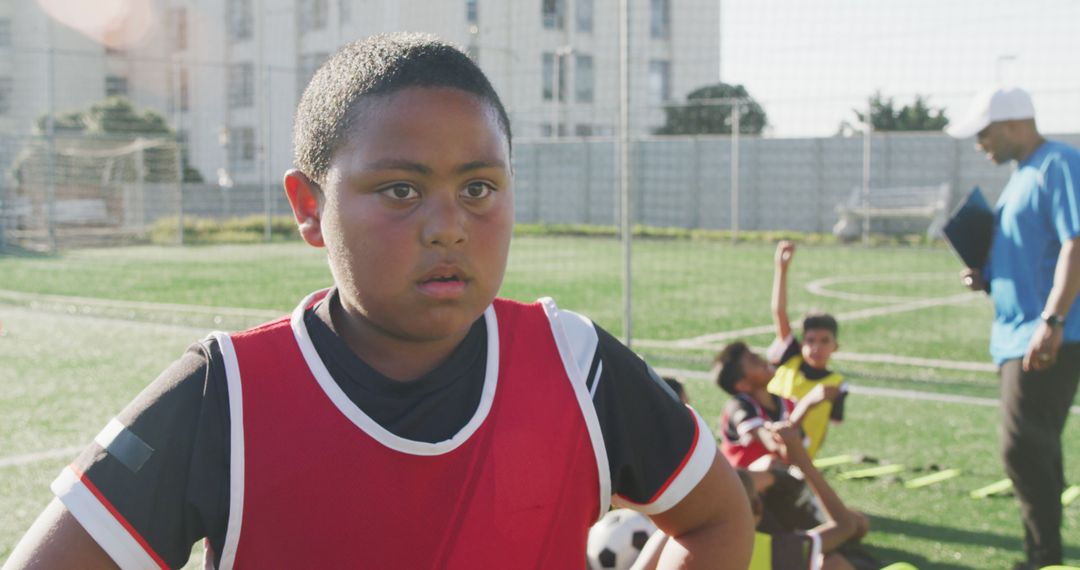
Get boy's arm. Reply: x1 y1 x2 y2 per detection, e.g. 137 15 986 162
769 423 857 552
787 384 840 427
772 241 796 341
3 499 118 570
646 453 754 570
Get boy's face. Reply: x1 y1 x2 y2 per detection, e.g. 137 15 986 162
737 350 775 388
801 328 837 369
315 87 513 346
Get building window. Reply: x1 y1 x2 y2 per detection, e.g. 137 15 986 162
0 77 12 115
542 53 554 101
297 52 328 98
228 63 254 108
648 60 671 104
540 123 553 137
179 69 190 111
542 52 566 102
105 75 129 98
575 54 593 103
576 0 592 32
575 124 593 137
466 0 478 24
0 19 11 48
339 0 351 23
171 8 187 51
228 0 253 42
542 0 564 30
300 0 329 32
228 127 256 172
650 0 670 38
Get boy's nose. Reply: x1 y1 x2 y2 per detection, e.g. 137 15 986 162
421 194 467 247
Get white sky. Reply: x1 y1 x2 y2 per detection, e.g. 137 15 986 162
719 0 1080 137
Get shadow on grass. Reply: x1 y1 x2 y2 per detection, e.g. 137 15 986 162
866 514 1080 567
863 514 1019 570
862 544 970 570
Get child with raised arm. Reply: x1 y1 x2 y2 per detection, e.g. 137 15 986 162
6 33 751 569
768 241 848 458
634 421 866 570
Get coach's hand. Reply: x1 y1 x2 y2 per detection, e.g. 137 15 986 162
960 268 985 291
1023 322 1062 372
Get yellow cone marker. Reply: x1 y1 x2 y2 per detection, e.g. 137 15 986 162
838 464 905 480
813 454 856 468
1062 485 1080 506
970 478 1012 499
904 469 961 489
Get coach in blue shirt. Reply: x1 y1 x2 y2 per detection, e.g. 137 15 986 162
951 87 1080 570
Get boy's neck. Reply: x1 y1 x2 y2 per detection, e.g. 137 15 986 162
325 293 472 382
747 387 777 410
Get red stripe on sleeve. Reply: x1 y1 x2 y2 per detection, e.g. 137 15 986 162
618 405 701 507
70 465 170 569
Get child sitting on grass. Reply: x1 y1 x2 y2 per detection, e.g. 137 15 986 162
715 340 834 471
634 421 868 570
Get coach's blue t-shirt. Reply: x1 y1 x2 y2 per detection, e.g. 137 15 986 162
986 140 1080 364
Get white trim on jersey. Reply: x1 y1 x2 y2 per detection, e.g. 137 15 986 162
92 418 126 449
51 466 161 570
213 331 245 570
806 530 824 570
287 289 501 456
538 297 612 521
735 417 765 445
588 361 603 400
613 409 717 515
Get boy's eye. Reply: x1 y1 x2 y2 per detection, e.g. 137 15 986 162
462 181 495 199
379 184 419 200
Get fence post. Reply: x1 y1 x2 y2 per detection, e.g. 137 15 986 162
45 43 57 252
262 65 273 241
861 101 872 244
617 0 632 347
730 101 740 243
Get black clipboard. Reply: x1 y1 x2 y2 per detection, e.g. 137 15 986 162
943 187 994 270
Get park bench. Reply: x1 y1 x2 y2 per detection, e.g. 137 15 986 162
832 183 951 240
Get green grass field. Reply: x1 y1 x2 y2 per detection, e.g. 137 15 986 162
1 238 1078 568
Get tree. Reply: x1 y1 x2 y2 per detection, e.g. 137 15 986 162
30 96 203 182
848 92 949 132
654 82 767 135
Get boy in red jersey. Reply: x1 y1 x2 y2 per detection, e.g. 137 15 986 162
7 33 751 569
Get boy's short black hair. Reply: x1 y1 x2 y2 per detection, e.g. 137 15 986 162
662 376 685 400
714 341 750 395
802 312 839 337
293 32 512 185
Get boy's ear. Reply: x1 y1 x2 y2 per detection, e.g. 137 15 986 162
284 169 324 247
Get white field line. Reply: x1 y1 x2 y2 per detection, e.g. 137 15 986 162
655 366 1080 416
640 291 981 350
0 289 282 320
0 445 83 469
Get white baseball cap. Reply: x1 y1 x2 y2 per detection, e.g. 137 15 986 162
946 87 1035 138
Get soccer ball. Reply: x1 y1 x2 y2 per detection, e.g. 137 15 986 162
586 508 657 570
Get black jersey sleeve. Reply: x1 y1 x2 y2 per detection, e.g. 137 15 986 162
589 325 717 514
720 395 764 445
50 338 231 569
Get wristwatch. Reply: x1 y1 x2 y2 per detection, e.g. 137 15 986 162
1041 311 1066 328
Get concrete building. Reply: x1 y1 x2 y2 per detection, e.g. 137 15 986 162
3 0 721 185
